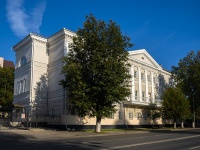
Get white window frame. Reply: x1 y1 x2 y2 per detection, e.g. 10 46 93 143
135 90 138 100
119 111 123 120
129 112 133 120
23 79 26 93
134 71 137 78
141 73 144 81
142 91 145 101
148 75 151 82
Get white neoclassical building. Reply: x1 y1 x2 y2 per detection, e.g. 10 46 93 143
13 28 171 128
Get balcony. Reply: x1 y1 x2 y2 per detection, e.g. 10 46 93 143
128 96 162 106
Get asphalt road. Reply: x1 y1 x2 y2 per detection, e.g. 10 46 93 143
0 128 200 150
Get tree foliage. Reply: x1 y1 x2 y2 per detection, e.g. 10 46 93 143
146 103 161 129
61 14 133 132
147 103 161 121
0 67 14 112
172 50 200 119
162 87 191 125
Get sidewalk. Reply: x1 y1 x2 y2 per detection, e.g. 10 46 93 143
1 127 198 140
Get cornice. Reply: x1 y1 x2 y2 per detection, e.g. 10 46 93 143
129 57 161 71
13 33 47 52
13 28 75 52
128 49 162 69
128 49 171 75
47 28 76 46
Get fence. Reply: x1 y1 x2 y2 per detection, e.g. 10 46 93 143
0 112 11 130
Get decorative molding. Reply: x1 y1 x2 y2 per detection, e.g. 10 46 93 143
13 34 47 51
128 49 162 69
48 28 75 46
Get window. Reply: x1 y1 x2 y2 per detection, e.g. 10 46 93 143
20 80 23 94
19 56 27 67
155 95 157 100
108 113 114 119
119 111 123 120
142 92 145 101
135 90 138 100
17 79 26 94
129 112 133 120
51 108 55 117
143 113 147 120
141 73 144 81
37 83 41 91
137 112 141 119
134 71 137 78
148 93 151 102
23 79 26 93
148 75 151 82
16 82 20 94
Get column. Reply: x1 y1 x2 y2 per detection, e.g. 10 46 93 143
131 65 135 102
145 70 149 103
138 67 142 102
64 35 68 56
151 72 155 103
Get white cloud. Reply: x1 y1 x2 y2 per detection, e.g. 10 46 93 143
6 0 46 38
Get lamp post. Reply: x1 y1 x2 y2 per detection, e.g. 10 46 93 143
64 87 67 130
192 93 195 128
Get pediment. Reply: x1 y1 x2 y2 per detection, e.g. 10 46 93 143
128 49 162 69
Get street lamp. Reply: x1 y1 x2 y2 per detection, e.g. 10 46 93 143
192 93 195 128
64 87 67 130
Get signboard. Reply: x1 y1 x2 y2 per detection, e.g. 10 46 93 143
21 113 25 119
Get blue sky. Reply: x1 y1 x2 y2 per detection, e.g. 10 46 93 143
0 0 200 70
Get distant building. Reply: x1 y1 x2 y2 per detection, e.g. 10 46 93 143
12 28 171 128
0 57 14 68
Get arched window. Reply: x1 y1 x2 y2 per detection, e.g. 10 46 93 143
20 56 27 67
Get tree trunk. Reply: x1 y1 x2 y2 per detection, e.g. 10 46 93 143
181 120 184 128
173 120 176 129
96 116 101 133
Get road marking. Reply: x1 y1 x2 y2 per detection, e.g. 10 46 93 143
189 146 200 149
81 133 172 144
100 134 200 150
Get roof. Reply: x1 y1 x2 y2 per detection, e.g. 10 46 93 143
3 60 14 68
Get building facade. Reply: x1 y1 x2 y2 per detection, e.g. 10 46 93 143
13 28 171 128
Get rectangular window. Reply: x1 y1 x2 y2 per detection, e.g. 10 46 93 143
143 113 147 120
23 79 26 93
16 82 19 94
148 93 151 102
148 75 151 82
129 112 133 120
51 108 55 117
137 112 140 119
142 92 145 101
21 80 24 93
119 111 123 120
153 77 155 83
135 90 138 100
108 113 114 119
134 71 137 78
19 81 22 94
141 73 144 81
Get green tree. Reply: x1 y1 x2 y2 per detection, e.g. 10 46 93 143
61 14 133 132
172 50 200 121
146 103 161 129
0 67 14 112
162 87 191 128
